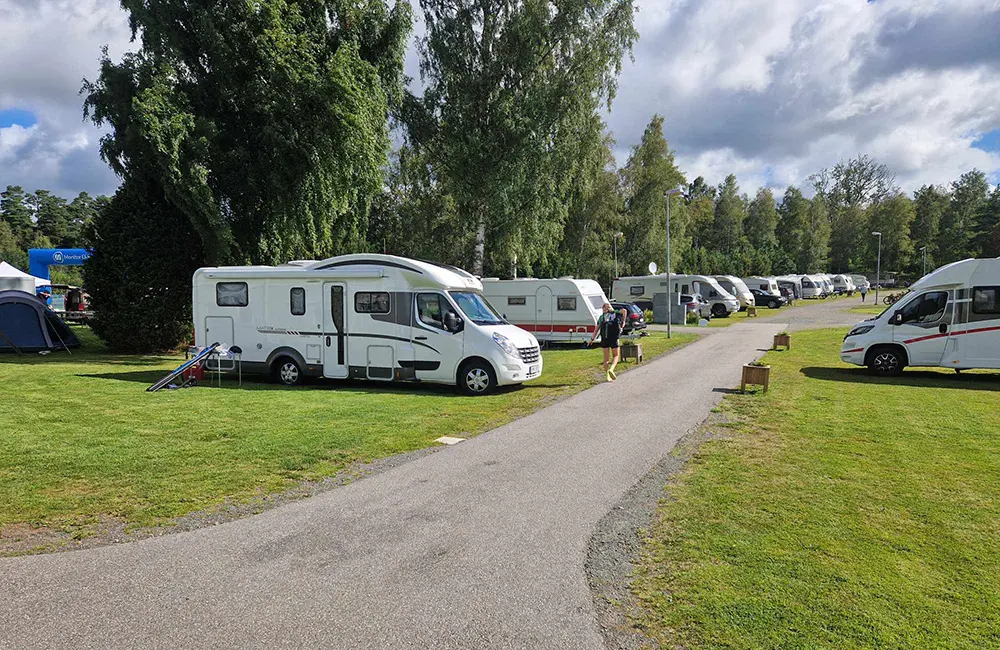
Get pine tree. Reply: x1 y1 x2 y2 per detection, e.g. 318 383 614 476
911 185 948 271
980 185 1000 258
32 190 71 247
939 170 989 263
0 185 34 246
744 187 778 249
800 193 831 272
777 186 809 269
709 174 745 253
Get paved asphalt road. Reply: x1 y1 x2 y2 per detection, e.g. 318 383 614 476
2 321 788 649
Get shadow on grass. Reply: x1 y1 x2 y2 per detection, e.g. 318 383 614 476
801 366 1000 391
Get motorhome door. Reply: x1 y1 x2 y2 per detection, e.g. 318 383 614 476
322 283 349 378
892 290 952 366
535 286 553 335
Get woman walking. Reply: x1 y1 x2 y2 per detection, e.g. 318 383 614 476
588 303 625 382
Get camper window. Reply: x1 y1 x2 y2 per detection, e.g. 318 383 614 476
629 286 644 296
507 296 526 306
557 297 577 311
417 293 447 330
355 292 390 314
899 291 948 324
587 295 604 310
216 282 248 307
290 287 306 315
972 287 999 314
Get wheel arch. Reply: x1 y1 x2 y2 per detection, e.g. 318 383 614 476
266 346 309 372
456 355 499 385
864 343 909 368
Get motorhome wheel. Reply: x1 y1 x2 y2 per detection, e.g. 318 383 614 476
868 347 905 376
274 358 304 386
712 303 728 317
459 360 496 396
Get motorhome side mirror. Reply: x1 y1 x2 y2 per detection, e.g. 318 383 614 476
444 311 462 332
892 310 903 325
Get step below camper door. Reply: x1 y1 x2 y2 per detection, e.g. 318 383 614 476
322 283 349 379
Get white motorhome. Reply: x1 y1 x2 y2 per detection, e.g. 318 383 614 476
742 276 780 297
612 274 738 317
850 274 871 292
714 275 754 309
192 254 542 395
480 277 607 343
841 258 1000 374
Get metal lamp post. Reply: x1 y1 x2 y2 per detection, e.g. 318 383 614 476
920 245 927 277
613 232 624 280
872 231 882 305
665 188 685 339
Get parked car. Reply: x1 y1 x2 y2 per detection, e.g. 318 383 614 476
779 286 795 303
609 301 648 334
680 293 712 319
750 288 787 309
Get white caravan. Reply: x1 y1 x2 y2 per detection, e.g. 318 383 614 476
775 275 803 300
832 274 856 295
612 274 738 317
192 254 542 395
742 276 780 297
714 275 755 309
800 275 826 298
841 258 1000 374
480 277 607 343
851 274 871 292
819 274 836 295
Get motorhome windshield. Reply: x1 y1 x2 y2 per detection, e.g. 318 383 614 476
450 291 505 325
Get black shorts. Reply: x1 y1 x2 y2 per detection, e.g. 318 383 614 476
601 336 620 349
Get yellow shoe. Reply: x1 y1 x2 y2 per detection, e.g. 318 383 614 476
606 372 612 382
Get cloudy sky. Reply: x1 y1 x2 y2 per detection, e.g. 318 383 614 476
1 0 999 200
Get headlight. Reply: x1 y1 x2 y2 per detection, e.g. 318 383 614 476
493 332 518 358
845 324 874 339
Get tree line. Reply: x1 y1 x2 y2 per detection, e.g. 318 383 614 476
17 0 997 352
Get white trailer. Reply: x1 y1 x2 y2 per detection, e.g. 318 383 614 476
612 274 738 317
832 274 856 295
775 275 803 300
800 275 826 298
480 277 607 343
714 275 754 309
742 276 780 297
192 254 542 395
850 274 871 292
841 258 1000 373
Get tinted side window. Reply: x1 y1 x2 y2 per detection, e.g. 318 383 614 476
629 286 644 296
507 296 526 306
557 297 577 311
355 292 390 314
417 293 447 330
216 282 248 307
290 287 306 315
900 292 948 324
973 287 1000 314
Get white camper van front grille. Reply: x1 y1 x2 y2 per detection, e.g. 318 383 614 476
518 346 540 363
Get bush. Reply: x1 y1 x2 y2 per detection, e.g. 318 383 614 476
85 177 203 353
643 308 654 323
686 311 700 325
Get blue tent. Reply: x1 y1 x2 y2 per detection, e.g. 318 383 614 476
0 290 80 352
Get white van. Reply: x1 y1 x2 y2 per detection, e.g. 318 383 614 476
714 275 754 309
612 274 739 317
742 276 780 297
841 258 1000 374
192 254 542 394
480 277 607 343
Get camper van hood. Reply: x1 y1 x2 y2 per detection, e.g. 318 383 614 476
487 323 540 349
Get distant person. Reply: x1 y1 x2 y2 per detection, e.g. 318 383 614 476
860 284 869 302
587 303 625 382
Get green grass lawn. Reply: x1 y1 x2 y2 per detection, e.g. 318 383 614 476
0 328 692 539
631 328 1000 649
849 303 888 316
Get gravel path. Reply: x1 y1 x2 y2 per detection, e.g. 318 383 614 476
1 321 784 650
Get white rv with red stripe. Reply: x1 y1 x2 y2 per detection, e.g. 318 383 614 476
841 258 1000 374
481 277 608 343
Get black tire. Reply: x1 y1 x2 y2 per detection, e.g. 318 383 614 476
712 303 728 318
273 357 304 386
867 346 906 376
458 359 497 396
769 299 779 309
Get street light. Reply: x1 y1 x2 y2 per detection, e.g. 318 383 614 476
872 231 882 305
665 187 685 339
613 232 624 280
920 245 927 277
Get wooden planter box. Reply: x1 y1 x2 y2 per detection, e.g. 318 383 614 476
621 342 643 364
741 364 771 393
773 333 791 350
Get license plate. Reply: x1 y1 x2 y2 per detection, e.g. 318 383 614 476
529 365 539 376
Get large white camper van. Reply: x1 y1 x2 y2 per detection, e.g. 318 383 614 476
742 276 780 297
612 274 738 317
192 254 542 394
480 277 607 343
714 275 754 309
841 258 1000 374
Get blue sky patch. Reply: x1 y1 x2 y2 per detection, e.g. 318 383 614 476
972 129 1000 153
0 108 37 129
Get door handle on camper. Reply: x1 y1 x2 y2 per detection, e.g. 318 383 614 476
415 336 428 341
939 323 948 334
326 336 331 346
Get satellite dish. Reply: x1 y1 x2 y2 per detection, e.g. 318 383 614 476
648 262 658 275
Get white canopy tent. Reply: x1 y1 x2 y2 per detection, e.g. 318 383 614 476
0 261 50 293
